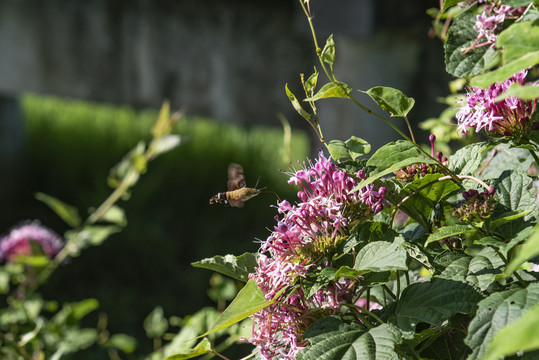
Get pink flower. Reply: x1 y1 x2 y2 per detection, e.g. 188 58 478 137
246 150 386 359
456 70 538 136
0 221 64 263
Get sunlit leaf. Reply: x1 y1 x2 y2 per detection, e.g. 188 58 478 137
304 82 352 101
355 238 408 272
470 51 539 88
192 253 259 282
197 279 271 338
165 338 213 360
505 223 539 275
465 283 539 360
285 84 311 120
448 142 489 175
321 34 336 67
144 306 168 338
425 224 473 246
363 86 415 118
327 136 370 161
105 334 137 354
484 303 539 360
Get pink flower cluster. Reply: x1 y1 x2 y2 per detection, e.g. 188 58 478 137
459 2 529 52
0 221 64 263
246 151 386 359
456 70 538 136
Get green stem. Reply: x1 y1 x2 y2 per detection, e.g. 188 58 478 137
396 271 401 302
496 249 527 287
382 284 396 300
403 115 416 144
528 149 539 166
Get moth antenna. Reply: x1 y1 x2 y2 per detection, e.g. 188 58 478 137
254 176 262 188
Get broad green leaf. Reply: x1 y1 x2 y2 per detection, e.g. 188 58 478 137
448 142 489 175
304 82 352 102
445 13 499 77
298 318 402 360
285 84 311 120
492 170 538 239
334 266 365 280
495 83 539 102
497 21 539 64
52 328 98 359
425 224 473 246
192 253 259 282
470 51 539 88
363 86 415 118
106 334 137 354
355 238 408 272
327 137 370 161
321 34 336 67
439 247 504 291
505 223 539 275
484 303 539 360
165 338 212 360
144 306 168 338
34 192 81 228
198 279 271 338
302 267 339 299
392 278 483 333
354 140 437 190
465 283 539 360
11 255 50 267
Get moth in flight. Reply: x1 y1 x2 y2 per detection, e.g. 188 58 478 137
209 163 265 207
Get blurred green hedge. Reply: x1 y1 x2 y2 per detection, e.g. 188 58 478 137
15 94 309 356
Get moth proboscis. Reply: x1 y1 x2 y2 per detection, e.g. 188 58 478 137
209 163 265 207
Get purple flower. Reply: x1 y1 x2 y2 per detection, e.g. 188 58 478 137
456 70 538 136
0 221 64 263
246 150 386 359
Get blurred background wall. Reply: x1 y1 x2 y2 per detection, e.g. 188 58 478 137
0 0 451 357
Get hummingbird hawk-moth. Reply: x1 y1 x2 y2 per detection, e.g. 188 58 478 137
209 163 265 207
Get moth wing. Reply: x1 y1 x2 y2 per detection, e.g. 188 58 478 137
227 163 246 190
228 199 245 208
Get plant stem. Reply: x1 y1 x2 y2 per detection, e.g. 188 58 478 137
496 249 527 287
528 149 539 166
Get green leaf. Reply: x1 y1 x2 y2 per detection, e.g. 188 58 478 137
150 134 181 157
397 174 460 229
470 51 539 88
105 334 137 354
297 318 402 360
34 192 81 228
484 303 539 360
285 84 311 120
192 253 259 282
425 224 473 246
392 278 483 333
355 238 408 272
495 83 539 102
327 136 370 161
439 247 504 291
442 0 464 12
363 86 415 118
151 100 175 138
445 13 499 77
465 283 539 360
304 82 352 102
492 170 538 239
100 205 127 226
505 223 539 275
489 210 533 231
497 21 539 64
198 279 271 338
354 140 437 190
144 306 169 338
304 68 319 96
403 242 435 274
68 225 122 250
165 338 213 360
448 142 489 175
321 34 336 67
